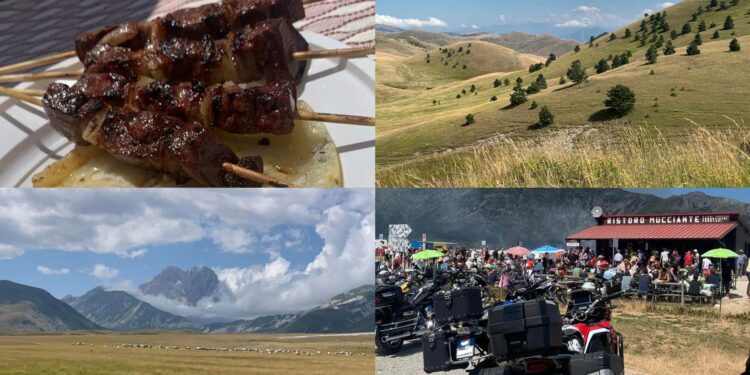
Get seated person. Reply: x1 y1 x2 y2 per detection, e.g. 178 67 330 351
706 270 721 292
637 269 652 296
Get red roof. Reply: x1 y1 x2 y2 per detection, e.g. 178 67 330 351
567 223 737 240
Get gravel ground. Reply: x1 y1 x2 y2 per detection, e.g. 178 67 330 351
375 340 646 375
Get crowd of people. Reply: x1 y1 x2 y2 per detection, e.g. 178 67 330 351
377 245 750 299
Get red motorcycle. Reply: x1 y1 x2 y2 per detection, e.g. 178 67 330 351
562 288 624 360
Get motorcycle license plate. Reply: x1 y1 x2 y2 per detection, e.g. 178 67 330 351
455 338 474 359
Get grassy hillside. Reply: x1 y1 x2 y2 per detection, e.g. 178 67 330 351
383 41 542 90
377 0 750 186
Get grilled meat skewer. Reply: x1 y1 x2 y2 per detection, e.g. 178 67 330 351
42 82 263 187
76 73 297 134
75 0 306 61
84 18 308 85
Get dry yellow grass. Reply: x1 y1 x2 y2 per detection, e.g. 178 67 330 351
0 332 374 375
377 123 750 188
613 299 750 375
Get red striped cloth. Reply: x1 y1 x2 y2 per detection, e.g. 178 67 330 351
151 0 374 47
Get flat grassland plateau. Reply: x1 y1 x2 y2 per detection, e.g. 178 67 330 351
0 332 374 375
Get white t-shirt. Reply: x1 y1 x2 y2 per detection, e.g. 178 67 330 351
702 258 712 270
660 251 669 263
614 253 623 262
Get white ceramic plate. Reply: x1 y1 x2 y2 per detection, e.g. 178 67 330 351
0 31 374 188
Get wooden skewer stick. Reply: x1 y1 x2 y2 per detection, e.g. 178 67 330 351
5 87 375 126
293 46 375 60
223 162 297 188
296 110 375 126
0 69 83 83
0 86 43 106
302 0 326 4
0 51 77 75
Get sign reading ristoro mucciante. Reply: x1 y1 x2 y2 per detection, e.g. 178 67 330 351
603 214 732 225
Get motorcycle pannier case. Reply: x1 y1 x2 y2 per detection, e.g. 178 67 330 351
422 330 469 373
434 287 483 324
375 285 403 307
487 299 562 360
569 351 624 375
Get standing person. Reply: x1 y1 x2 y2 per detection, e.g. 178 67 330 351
660 248 670 264
721 260 734 297
702 255 712 272
684 250 693 269
738 250 746 280
746 259 750 298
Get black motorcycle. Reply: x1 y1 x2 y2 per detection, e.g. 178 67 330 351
375 272 448 355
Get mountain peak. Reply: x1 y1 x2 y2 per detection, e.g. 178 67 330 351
139 266 220 306
0 280 100 331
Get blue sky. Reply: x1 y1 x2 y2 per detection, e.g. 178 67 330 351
376 0 683 40
0 189 374 319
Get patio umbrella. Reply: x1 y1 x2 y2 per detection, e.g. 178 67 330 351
702 248 739 259
411 249 444 260
532 245 564 254
703 248 739 315
506 246 530 257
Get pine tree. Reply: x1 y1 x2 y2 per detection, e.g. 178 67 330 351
612 54 622 68
640 20 648 33
699 19 707 31
567 60 588 84
589 36 595 48
686 40 701 55
530 100 539 110
494 79 502 88
682 23 692 35
595 59 610 74
730 38 741 51
664 40 676 55
624 28 632 38
509 81 528 106
526 81 540 94
470 84 476 92
710 0 718 7
604 85 637 115
694 32 703 45
574 45 581 53
559 76 567 85
465 114 475 125
646 44 658 64
504 78 510 86
538 106 554 128
724 16 735 30
656 35 665 48
545 53 557 67
662 22 670 33
671 30 678 40
609 33 617 41
720 1 727 10
535 74 548 89
712 30 721 39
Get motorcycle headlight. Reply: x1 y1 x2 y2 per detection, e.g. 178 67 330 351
566 337 583 353
426 320 434 329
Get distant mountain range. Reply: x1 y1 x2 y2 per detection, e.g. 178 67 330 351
0 268 373 333
376 190 750 249
377 28 578 57
0 280 100 332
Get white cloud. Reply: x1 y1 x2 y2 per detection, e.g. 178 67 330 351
642 8 655 15
91 264 119 279
0 244 23 260
498 15 507 23
375 14 447 28
210 226 257 254
111 192 376 321
576 5 600 13
556 19 588 27
37 266 70 276
471 25 479 29
660 2 675 9
124 248 148 259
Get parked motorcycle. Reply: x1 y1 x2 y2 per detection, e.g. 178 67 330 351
561 288 625 361
375 271 449 355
